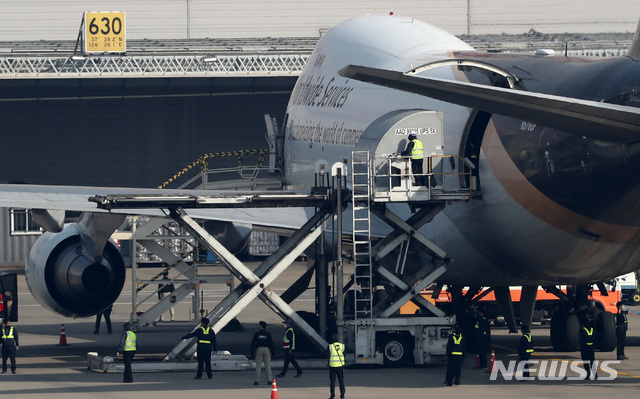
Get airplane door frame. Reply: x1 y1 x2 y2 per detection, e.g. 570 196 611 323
459 109 491 191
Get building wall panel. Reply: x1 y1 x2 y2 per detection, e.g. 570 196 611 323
0 209 38 266
2 1 639 41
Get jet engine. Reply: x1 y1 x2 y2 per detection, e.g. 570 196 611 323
26 223 126 317
202 221 252 254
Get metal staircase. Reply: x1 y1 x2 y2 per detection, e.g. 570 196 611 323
351 151 374 320
347 150 474 363
350 151 376 359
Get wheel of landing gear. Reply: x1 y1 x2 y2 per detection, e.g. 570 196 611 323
550 311 580 351
596 311 616 352
632 291 640 305
550 311 564 350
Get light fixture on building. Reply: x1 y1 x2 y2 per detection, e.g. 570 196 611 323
202 55 218 63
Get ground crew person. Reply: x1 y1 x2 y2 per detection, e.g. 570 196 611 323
445 324 465 386
1 321 18 374
616 301 628 360
94 304 113 334
328 334 346 399
517 325 534 378
117 322 136 383
251 321 274 385
472 308 490 370
158 271 175 321
180 317 216 380
276 319 303 378
400 132 425 186
579 317 596 380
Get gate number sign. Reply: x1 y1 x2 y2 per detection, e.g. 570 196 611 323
84 11 126 53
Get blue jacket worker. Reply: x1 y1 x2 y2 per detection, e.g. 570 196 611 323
251 321 275 385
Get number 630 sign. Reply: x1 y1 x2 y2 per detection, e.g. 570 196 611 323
84 11 126 53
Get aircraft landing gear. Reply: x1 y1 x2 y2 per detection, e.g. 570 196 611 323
550 310 580 351
548 285 616 352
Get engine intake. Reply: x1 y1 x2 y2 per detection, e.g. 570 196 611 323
26 224 126 317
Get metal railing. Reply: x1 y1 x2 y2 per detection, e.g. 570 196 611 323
0 53 309 78
159 149 281 190
367 154 475 201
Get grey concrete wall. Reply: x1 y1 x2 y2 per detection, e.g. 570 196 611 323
1 0 640 41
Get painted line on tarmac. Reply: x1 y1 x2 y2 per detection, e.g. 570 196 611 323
492 344 640 379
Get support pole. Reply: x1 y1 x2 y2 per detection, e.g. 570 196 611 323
317 253 328 340
316 168 328 341
494 286 518 333
131 219 138 325
519 285 538 333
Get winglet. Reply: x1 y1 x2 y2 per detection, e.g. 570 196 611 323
629 17 640 61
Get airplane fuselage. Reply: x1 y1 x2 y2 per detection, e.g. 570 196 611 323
282 15 640 286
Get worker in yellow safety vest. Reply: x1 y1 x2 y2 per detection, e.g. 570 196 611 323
276 319 303 378
1 321 19 374
400 132 426 186
117 322 136 383
328 334 346 399
472 307 490 370
180 317 217 380
445 324 465 386
517 325 534 378
579 318 596 380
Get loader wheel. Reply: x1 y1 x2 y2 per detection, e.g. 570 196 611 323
379 331 412 366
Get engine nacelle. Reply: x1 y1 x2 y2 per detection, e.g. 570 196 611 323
26 223 126 317
202 221 252 254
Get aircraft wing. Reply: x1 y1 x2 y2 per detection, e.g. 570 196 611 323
339 64 640 143
0 184 310 231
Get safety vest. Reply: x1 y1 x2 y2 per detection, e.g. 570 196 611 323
451 334 463 355
329 342 345 367
124 330 137 351
199 326 211 344
524 333 534 353
2 327 14 339
410 138 424 160
583 327 594 346
620 312 628 329
474 317 487 335
283 327 295 350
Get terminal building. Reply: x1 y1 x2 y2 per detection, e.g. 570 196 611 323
1 1 640 264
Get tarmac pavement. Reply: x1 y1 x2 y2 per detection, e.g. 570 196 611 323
3 264 640 398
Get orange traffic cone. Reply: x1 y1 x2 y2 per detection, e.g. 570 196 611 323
488 349 496 372
56 323 70 346
271 379 279 399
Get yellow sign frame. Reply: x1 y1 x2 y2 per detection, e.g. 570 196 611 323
84 11 126 53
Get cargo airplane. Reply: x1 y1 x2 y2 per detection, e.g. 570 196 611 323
2 14 640 354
